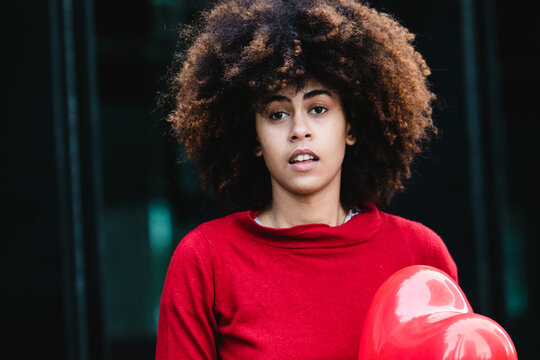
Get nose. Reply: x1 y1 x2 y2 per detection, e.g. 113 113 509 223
289 114 312 141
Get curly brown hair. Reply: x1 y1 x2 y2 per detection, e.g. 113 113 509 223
167 0 436 211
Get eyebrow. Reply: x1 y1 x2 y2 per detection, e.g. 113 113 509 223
264 89 333 105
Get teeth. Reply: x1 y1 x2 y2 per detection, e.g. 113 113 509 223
293 154 315 162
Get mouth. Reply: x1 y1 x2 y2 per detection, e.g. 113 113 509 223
288 149 319 164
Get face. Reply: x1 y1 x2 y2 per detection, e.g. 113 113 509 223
255 78 356 200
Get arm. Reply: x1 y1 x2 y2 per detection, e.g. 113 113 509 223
156 230 218 360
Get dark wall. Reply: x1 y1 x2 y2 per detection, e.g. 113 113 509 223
3 1 65 358
3 0 104 358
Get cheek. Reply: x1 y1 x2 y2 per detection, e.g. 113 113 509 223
256 123 281 153
324 122 348 148
258 133 277 156
325 129 349 164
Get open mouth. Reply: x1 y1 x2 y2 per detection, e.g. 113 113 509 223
289 154 319 164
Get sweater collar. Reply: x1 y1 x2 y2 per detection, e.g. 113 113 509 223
236 203 384 249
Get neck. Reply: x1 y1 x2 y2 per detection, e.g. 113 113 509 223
258 184 348 228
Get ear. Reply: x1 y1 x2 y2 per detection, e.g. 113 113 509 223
254 137 263 157
345 123 356 146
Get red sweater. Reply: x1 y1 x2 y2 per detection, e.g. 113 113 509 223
156 203 457 359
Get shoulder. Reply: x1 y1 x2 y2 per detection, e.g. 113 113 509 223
196 211 249 232
377 209 458 282
166 210 255 284
378 209 441 244
189 210 252 242
173 211 250 254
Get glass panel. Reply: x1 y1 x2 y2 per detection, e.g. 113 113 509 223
94 0 216 357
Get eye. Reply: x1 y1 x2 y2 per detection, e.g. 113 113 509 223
269 111 288 120
310 106 327 115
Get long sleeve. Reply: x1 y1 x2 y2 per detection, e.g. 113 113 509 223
156 230 218 360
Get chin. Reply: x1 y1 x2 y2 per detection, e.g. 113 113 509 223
273 174 340 199
286 182 327 197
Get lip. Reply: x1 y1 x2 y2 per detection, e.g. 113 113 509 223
288 148 319 163
288 148 319 171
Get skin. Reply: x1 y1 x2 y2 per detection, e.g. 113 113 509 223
254 78 356 228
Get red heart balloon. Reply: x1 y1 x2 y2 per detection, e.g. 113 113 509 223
358 265 517 359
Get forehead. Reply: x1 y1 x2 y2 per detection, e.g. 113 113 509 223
274 78 334 99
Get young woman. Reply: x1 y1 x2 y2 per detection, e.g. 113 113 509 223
156 1 457 358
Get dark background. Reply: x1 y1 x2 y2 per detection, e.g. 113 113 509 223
2 0 538 358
